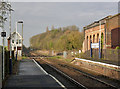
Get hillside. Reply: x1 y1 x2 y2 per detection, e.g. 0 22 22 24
30 25 84 51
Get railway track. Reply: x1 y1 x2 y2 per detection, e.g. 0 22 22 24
34 59 87 89
30 56 118 89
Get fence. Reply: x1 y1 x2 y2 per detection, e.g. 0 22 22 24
80 49 120 65
0 52 2 89
4 51 15 77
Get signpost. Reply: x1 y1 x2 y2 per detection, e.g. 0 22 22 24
63 51 67 58
99 39 101 59
90 42 99 58
91 43 99 48
90 40 92 57
1 32 6 37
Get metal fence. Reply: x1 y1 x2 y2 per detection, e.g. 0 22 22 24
0 50 15 85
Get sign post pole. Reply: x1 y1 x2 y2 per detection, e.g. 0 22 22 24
90 40 92 57
91 42 99 58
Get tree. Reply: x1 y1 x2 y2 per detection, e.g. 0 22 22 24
51 25 55 30
46 26 49 32
30 25 84 51
0 1 12 27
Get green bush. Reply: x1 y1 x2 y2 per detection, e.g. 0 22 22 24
116 46 120 49
79 52 85 58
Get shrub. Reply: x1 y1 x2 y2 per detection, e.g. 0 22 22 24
116 46 120 49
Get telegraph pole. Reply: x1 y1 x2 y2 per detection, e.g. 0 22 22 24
15 22 18 61
0 0 13 79
1 1 5 80
9 4 13 74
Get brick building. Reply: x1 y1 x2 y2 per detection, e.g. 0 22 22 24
82 13 120 53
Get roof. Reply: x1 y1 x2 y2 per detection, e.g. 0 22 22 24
83 15 112 31
7 31 22 40
107 13 120 20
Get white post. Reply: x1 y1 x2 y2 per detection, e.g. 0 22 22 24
2 22 5 80
9 8 12 74
1 4 5 80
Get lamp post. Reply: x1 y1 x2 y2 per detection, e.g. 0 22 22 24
9 6 14 74
17 21 23 57
15 21 23 61
15 22 18 61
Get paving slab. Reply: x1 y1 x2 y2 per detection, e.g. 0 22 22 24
18 59 47 75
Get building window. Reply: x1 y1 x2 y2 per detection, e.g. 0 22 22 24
90 35 92 42
12 40 14 43
97 34 99 43
87 36 88 50
93 35 95 43
16 40 18 44
19 40 21 44
90 35 92 50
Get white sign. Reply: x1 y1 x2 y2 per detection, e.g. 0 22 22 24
79 50 81 53
91 43 99 48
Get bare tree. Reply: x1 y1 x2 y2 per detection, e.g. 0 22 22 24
0 1 12 27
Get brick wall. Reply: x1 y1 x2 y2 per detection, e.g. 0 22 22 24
106 14 120 48
83 24 105 52
83 14 120 52
111 28 120 48
73 58 120 80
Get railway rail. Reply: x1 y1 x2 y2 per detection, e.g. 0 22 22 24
33 59 87 89
30 56 118 89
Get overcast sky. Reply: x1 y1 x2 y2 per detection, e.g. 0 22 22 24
0 2 118 47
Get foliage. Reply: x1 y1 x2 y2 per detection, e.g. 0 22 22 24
101 33 104 49
116 46 120 49
23 45 31 56
22 56 28 59
30 25 84 51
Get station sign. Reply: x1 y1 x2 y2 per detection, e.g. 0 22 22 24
1 32 6 37
91 43 99 48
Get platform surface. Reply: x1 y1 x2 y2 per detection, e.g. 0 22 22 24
4 59 64 89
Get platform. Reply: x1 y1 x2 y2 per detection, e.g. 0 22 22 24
4 59 65 89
